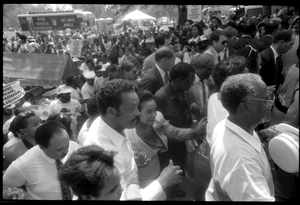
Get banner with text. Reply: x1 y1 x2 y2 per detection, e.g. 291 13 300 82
69 38 83 58
187 5 203 22
3 81 25 108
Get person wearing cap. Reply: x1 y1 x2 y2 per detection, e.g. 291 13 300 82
27 36 40 53
205 73 275 201
81 71 96 103
47 84 82 118
94 63 109 90
204 15 223 38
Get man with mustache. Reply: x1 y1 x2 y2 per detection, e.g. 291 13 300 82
3 121 81 200
84 79 183 200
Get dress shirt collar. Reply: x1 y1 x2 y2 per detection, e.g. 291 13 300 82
99 116 126 150
241 35 252 38
225 118 262 152
39 146 56 166
270 45 279 61
155 64 167 83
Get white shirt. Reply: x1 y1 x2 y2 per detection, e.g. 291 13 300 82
81 82 95 100
3 141 81 200
270 45 279 65
48 98 81 116
206 93 228 146
79 63 89 75
77 119 89 146
84 116 164 200
205 118 275 201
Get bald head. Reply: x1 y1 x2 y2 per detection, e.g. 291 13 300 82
155 46 174 63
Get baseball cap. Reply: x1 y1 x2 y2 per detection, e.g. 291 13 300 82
268 123 299 173
56 84 73 95
84 71 96 79
210 14 222 25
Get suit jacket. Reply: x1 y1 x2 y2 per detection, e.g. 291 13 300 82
204 46 219 65
141 52 156 78
138 66 164 95
260 47 283 87
231 36 265 52
258 35 273 52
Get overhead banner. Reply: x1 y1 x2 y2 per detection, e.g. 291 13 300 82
187 5 203 22
3 81 26 108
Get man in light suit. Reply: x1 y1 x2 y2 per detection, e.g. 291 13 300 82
204 30 227 65
139 47 176 95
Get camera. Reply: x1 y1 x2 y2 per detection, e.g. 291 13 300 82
187 41 197 52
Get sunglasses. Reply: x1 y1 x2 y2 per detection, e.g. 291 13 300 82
250 90 275 107
221 40 228 45
246 45 257 58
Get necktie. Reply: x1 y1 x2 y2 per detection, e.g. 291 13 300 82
56 159 72 200
275 55 283 90
218 55 221 62
164 71 170 84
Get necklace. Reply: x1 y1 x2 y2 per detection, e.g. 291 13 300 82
136 123 153 138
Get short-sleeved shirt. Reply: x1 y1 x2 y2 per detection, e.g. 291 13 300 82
3 141 81 200
205 118 275 201
48 99 81 116
81 82 95 100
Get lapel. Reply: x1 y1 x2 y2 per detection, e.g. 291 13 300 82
153 66 165 87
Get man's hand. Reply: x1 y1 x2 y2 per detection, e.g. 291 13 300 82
125 183 142 200
156 159 183 189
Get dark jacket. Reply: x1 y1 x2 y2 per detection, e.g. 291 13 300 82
258 35 273 51
138 66 164 95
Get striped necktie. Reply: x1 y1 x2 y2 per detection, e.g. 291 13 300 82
56 159 72 200
164 71 170 84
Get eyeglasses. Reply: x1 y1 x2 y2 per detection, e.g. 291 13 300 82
221 40 228 45
250 91 275 106
245 45 257 58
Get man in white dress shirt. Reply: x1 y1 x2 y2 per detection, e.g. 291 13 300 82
84 79 183 200
3 121 81 200
205 73 275 201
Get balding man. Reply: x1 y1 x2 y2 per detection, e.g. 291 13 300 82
141 33 181 78
138 47 176 95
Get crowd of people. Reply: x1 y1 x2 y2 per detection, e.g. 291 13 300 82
2 6 299 201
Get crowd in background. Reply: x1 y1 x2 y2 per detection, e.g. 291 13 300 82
2 6 299 201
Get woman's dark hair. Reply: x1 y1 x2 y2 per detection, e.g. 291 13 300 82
136 90 154 111
235 45 260 73
58 145 117 199
191 23 204 36
35 120 67 148
212 55 247 92
9 110 35 138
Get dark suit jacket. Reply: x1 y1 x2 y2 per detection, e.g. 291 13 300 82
231 36 265 52
228 46 237 56
138 66 164 95
259 47 283 87
259 35 273 52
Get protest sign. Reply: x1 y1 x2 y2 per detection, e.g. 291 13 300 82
69 38 83 58
187 5 203 22
3 81 25 108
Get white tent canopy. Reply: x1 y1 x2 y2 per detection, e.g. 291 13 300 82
121 10 156 21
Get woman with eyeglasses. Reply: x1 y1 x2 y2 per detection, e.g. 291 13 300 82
235 45 262 74
3 110 41 171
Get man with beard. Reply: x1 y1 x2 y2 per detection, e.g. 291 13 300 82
84 79 183 200
3 121 81 200
205 73 275 201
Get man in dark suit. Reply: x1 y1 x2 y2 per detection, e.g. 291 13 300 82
231 23 265 52
221 26 239 60
141 33 172 78
259 22 281 51
260 29 295 92
138 47 175 95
